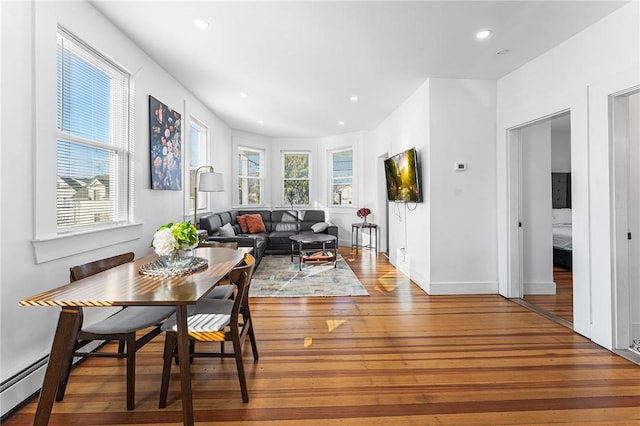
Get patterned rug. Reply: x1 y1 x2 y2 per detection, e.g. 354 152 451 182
249 254 369 297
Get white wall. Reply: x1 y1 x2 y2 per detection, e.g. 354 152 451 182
0 1 231 415
428 79 497 294
368 78 497 294
520 120 555 294
496 1 640 347
370 80 430 287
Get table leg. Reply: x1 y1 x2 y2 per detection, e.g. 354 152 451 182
34 306 82 426
298 241 303 271
175 305 194 426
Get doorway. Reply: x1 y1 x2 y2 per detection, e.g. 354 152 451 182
611 87 640 353
509 111 574 326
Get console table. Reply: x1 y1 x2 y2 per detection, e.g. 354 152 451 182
351 223 378 253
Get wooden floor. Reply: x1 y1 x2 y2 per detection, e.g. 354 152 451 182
523 267 574 325
5 248 640 425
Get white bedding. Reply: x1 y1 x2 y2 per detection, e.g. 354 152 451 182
553 224 572 250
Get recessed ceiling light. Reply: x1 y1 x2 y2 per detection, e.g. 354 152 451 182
497 49 510 55
194 18 209 29
338 121 345 126
240 92 249 98
476 29 492 39
257 119 264 124
350 95 359 102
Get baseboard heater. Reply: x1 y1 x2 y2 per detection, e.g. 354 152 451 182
0 340 105 420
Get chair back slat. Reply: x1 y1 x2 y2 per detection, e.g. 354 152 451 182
70 252 135 282
228 254 255 324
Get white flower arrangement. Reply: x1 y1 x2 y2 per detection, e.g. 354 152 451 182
152 222 199 257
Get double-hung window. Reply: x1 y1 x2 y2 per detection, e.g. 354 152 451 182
56 28 131 231
330 149 353 205
283 152 310 206
189 118 209 212
238 147 263 205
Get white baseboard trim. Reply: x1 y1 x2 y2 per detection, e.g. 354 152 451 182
427 281 498 295
524 280 556 295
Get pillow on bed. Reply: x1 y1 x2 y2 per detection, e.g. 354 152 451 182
552 208 572 225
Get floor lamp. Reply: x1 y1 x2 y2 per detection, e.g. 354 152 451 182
193 166 225 228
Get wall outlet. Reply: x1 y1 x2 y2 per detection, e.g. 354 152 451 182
396 248 410 277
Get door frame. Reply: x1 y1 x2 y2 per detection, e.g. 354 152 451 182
610 86 640 349
507 109 571 299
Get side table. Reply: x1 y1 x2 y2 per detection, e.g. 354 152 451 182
351 223 378 253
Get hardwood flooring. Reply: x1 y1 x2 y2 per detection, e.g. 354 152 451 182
4 249 639 425
523 267 574 325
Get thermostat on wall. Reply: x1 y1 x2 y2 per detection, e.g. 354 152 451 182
455 162 467 171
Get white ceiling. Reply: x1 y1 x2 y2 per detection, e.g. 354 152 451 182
90 0 628 138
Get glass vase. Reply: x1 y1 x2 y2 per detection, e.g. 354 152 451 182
162 248 194 269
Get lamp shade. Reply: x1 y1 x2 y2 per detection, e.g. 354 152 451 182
198 172 225 192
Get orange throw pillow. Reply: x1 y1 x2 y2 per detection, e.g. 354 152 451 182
245 214 266 233
236 215 249 233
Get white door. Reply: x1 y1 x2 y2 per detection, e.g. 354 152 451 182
611 88 640 350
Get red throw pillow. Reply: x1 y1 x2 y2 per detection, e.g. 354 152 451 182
236 215 249 233
245 214 266 233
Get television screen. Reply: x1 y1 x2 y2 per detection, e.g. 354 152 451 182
384 147 422 202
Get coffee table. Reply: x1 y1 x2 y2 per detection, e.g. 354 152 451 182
289 233 337 271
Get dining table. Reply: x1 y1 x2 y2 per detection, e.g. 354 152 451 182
19 246 249 426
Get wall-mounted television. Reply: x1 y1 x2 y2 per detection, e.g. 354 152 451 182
384 147 423 202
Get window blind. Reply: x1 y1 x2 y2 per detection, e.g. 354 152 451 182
56 28 130 230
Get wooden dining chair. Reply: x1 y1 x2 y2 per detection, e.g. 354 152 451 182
197 241 239 249
56 252 175 410
198 241 240 300
159 253 259 405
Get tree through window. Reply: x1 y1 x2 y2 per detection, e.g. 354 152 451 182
283 152 310 206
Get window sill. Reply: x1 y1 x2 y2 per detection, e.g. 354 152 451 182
32 223 143 264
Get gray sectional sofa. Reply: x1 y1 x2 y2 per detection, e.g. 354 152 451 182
199 210 338 264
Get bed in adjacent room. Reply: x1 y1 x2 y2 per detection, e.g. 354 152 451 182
551 172 572 270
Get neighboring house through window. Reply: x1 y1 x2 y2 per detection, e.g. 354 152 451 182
189 118 209 212
331 148 353 206
283 151 310 206
238 147 263 205
56 28 131 230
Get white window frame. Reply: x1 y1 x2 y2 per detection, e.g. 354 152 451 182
237 146 264 207
188 117 209 214
329 148 354 207
32 22 140 264
282 151 311 207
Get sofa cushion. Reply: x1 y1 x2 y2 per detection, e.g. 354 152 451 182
237 215 249 233
311 222 329 233
217 211 233 226
299 210 325 232
219 223 235 237
268 231 297 246
238 210 273 232
245 214 266 233
271 210 299 231
200 215 222 235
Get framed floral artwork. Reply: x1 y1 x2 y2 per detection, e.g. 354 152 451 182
149 95 182 190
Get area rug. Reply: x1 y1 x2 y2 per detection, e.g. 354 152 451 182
249 255 369 297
